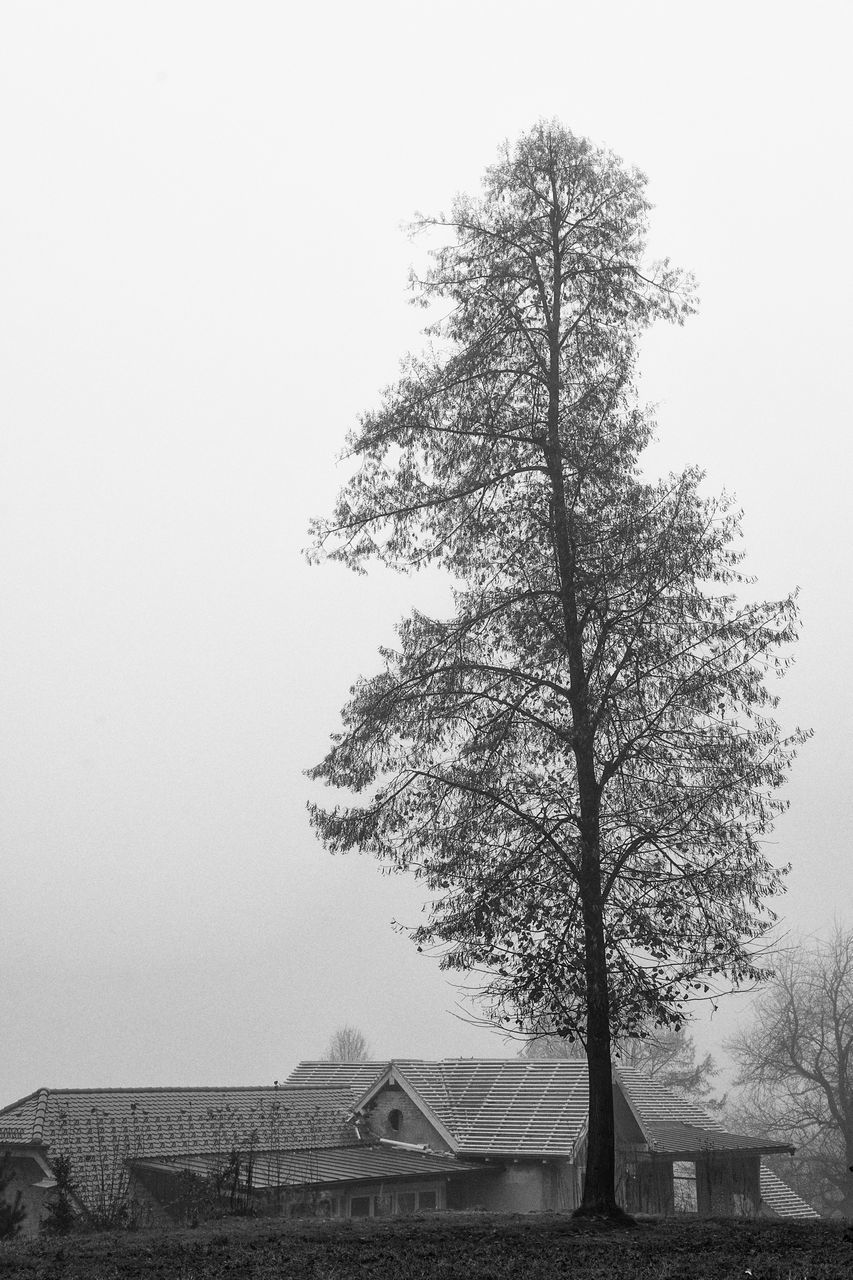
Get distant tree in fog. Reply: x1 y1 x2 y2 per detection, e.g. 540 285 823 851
323 1025 371 1062
524 1025 723 1107
729 927 853 1216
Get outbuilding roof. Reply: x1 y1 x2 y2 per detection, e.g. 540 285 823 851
615 1068 793 1157
641 1121 793 1157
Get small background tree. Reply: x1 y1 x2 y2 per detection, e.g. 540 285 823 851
728 926 853 1216
322 1025 371 1062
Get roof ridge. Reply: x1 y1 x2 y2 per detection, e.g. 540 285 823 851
32 1088 50 1142
30 1084 346 1096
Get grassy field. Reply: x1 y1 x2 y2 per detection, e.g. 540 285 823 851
1 1213 850 1279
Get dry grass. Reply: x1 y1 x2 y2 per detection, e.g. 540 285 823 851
0 1212 849 1279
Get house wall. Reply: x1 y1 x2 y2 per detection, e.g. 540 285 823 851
271 1179 447 1219
447 1160 578 1213
341 1178 446 1217
696 1154 761 1216
620 1153 763 1217
613 1088 645 1145
631 1160 675 1215
0 1151 52 1239
362 1084 453 1151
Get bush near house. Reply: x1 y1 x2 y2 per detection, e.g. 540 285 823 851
41 1156 78 1236
0 1213 849 1279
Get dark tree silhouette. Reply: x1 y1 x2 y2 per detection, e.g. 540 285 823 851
309 122 804 1216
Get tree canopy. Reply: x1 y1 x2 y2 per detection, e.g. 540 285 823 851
309 122 804 1215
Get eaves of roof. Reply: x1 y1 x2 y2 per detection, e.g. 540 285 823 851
642 1121 794 1157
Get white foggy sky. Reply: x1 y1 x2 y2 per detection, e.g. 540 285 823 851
2 1 851 1103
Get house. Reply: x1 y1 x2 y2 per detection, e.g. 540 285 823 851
0 1060 817 1234
286 1058 818 1219
0 1082 483 1235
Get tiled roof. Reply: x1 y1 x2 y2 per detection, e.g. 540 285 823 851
296 1059 590 1157
0 1085 356 1155
0 1089 48 1144
615 1068 723 1128
615 1069 793 1156
289 1060 793 1163
0 1086 358 1213
641 1121 793 1157
398 1060 589 1156
134 1144 487 1190
759 1166 820 1219
283 1063 389 1096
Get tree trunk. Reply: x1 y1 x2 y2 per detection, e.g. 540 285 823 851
541 185 627 1221
577 864 619 1216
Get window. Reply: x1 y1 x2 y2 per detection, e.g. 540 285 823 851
374 1193 394 1217
349 1195 371 1218
672 1161 698 1213
396 1191 416 1214
417 1189 437 1210
388 1109 403 1132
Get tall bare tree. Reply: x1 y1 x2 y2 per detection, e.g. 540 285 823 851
322 1025 371 1063
309 122 804 1217
729 927 853 1215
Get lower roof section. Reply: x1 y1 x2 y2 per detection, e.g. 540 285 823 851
642 1121 794 1158
760 1166 820 1219
132 1144 493 1189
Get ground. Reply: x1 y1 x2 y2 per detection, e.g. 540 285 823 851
0 1213 849 1279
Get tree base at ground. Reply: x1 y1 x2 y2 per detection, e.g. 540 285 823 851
572 1202 636 1227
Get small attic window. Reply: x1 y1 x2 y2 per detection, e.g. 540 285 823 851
388 1109 403 1132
